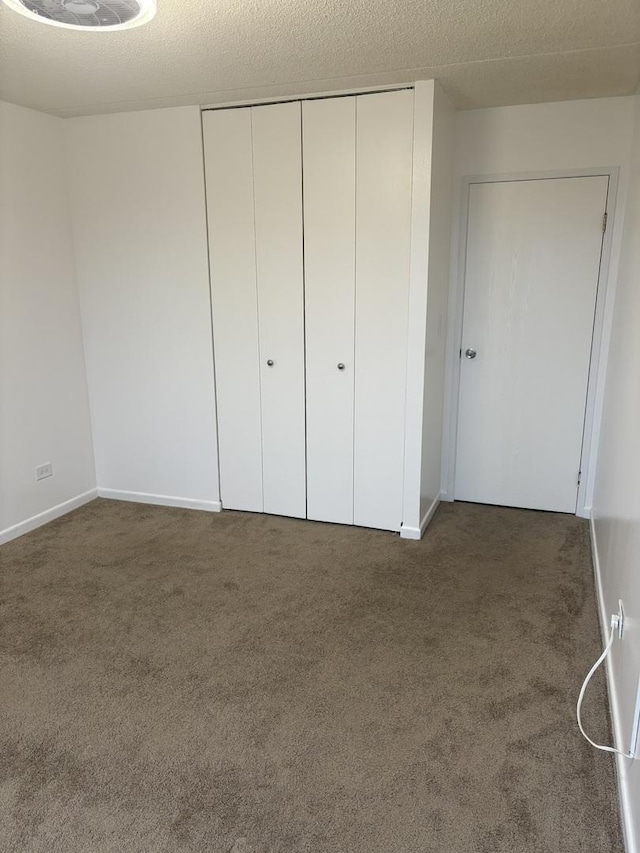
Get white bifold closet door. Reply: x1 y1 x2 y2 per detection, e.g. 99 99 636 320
303 97 356 525
203 102 306 518
303 90 414 531
353 91 413 530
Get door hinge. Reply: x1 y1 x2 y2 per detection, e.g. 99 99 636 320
603 211 608 233
577 470 582 487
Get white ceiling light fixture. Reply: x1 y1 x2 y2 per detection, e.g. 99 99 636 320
1 0 156 30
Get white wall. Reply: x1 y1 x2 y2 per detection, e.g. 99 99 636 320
401 80 455 537
419 82 455 524
453 96 635 177
443 96 636 508
66 106 220 510
0 101 96 543
592 92 640 853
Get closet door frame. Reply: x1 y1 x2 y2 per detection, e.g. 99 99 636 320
399 79 441 539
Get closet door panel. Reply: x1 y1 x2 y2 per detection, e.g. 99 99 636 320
203 108 263 512
252 102 306 518
303 97 356 524
354 91 414 531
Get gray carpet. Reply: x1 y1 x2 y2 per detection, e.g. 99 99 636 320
0 499 622 852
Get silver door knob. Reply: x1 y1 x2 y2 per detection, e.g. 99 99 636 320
337 363 345 370
266 359 274 367
464 348 477 359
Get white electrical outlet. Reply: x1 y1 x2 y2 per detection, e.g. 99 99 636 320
617 600 625 639
35 462 53 481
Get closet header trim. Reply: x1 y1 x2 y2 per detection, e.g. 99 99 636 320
201 86 414 113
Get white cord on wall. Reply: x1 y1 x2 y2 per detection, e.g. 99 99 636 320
576 613 634 759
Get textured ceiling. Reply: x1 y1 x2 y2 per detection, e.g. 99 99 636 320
0 0 639 116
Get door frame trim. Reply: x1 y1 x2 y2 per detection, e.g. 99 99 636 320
442 167 620 517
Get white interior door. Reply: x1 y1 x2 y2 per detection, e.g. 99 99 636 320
455 176 608 513
353 90 414 531
303 97 356 525
203 108 263 512
252 102 306 519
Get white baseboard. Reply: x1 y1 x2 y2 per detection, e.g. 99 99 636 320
577 503 592 520
97 488 222 513
590 513 638 853
0 488 98 546
400 493 442 540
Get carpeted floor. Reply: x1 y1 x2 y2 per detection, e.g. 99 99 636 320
0 499 622 852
